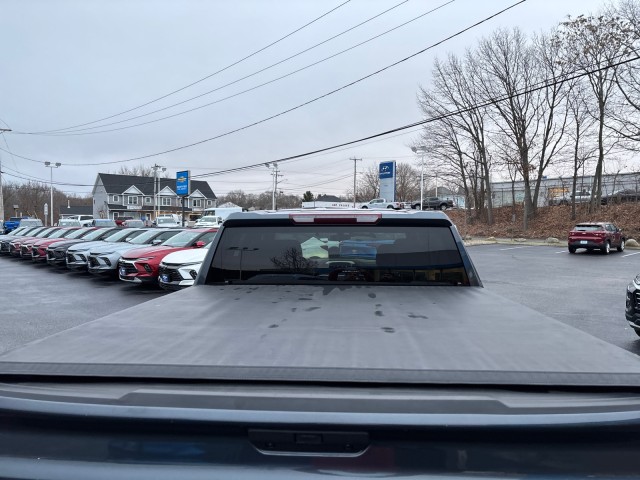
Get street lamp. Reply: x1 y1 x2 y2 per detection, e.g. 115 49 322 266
0 128 11 223
411 146 428 210
44 161 61 226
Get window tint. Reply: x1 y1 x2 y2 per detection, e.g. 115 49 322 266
575 225 603 231
207 225 466 286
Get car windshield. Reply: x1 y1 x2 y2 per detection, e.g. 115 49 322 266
128 229 168 244
34 228 58 238
198 216 218 223
65 228 91 239
47 229 76 239
161 230 211 247
207 225 466 285
103 229 142 242
156 218 176 224
80 228 112 241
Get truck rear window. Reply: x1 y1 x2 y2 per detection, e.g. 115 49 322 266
207 225 468 285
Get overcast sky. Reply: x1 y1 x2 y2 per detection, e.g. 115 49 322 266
0 0 606 199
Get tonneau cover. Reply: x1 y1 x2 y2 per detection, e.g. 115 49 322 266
2 285 640 386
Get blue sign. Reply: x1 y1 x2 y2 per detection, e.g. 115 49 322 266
379 162 394 179
176 170 190 196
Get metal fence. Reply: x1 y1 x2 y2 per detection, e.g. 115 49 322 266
490 173 640 207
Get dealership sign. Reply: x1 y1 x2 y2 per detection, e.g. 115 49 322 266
176 170 190 196
379 161 396 201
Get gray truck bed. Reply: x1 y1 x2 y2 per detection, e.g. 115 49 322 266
2 285 640 386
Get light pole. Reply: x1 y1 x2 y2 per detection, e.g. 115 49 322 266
411 146 427 210
0 128 11 223
44 161 61 226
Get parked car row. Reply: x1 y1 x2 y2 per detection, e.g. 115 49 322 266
0 225 217 290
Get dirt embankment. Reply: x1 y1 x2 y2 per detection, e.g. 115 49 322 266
446 203 640 240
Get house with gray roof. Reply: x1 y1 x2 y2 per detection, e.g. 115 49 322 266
92 173 217 221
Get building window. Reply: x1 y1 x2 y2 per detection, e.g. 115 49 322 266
145 197 152 204
192 199 202 208
161 197 171 206
127 196 139 205
112 195 119 202
207 200 213 206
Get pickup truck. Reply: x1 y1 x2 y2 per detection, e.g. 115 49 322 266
3 216 42 233
3 209 640 478
410 196 454 210
360 198 402 209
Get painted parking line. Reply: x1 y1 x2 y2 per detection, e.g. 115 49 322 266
622 251 640 258
499 246 532 251
555 251 567 254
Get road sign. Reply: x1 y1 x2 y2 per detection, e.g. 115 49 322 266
176 170 190 196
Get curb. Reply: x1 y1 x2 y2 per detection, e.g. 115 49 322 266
463 238 640 249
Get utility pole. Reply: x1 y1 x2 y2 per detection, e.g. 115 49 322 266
411 146 427 210
44 161 61 226
0 128 11 222
151 164 166 221
350 157 362 207
270 163 282 210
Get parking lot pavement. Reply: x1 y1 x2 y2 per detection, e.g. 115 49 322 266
1 244 639 357
467 244 640 355
0 257 169 355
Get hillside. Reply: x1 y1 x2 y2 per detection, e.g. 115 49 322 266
446 203 640 241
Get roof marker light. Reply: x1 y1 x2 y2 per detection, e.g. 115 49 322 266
289 213 381 224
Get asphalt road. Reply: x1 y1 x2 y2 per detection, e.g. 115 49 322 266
0 257 168 355
0 244 639 356
468 243 640 355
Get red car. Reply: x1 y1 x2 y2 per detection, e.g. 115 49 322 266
31 227 97 262
9 227 62 257
21 227 81 260
118 228 218 284
568 222 626 254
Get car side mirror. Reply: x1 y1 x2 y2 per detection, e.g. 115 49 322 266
152 239 163 245
194 241 205 248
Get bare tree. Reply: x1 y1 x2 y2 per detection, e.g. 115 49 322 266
394 162 420 202
556 12 635 210
114 164 170 178
355 164 380 201
610 1 640 150
418 51 494 224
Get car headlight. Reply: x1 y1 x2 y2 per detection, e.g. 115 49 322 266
135 257 155 262
634 274 640 286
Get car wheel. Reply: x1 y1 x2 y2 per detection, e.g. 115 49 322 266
568 246 576 254
635 328 640 338
361 206 368 209
387 205 394 209
602 241 611 255
618 239 625 252
440 204 447 210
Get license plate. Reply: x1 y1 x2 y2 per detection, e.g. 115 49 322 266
160 274 169 283
580 240 587 244
119 267 126 276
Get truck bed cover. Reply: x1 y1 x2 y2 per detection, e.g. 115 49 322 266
2 285 640 386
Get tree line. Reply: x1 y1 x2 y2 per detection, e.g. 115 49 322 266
417 0 640 227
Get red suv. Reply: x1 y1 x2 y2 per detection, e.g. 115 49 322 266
568 222 625 254
118 228 218 285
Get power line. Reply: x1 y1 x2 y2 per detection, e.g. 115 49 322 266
1 0 525 167
22 0 450 136
29 0 353 135
7 51 638 192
